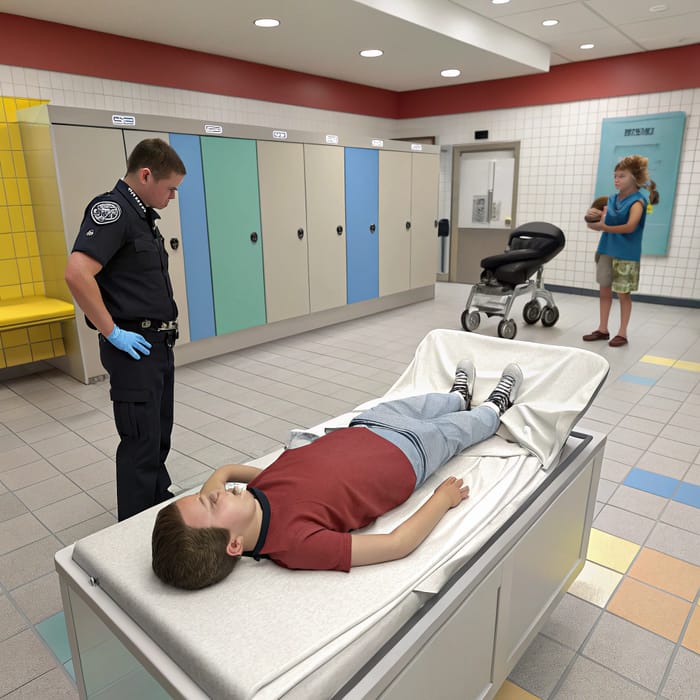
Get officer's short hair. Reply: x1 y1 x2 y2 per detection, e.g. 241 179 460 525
151 500 238 590
127 138 187 180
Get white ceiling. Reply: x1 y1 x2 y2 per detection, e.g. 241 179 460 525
1 0 698 91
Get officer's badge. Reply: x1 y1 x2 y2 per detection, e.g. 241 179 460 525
86 229 95 237
90 201 121 225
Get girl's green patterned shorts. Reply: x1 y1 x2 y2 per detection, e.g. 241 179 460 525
595 254 640 293
611 258 640 293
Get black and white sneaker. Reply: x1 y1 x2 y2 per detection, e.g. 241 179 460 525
485 363 523 415
450 359 475 410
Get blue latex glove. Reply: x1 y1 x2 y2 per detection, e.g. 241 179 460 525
107 324 152 360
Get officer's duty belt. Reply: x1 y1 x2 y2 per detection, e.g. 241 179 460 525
116 319 178 333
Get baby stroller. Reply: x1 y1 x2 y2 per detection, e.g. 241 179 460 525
460 221 565 339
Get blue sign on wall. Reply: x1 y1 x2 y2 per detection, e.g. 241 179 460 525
594 111 685 256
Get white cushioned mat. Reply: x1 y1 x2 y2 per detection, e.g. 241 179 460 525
72 330 608 699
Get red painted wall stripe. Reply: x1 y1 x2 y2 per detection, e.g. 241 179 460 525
397 44 700 118
0 13 399 118
1 13 698 120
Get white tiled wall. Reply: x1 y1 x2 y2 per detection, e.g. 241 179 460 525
2 63 697 301
396 92 700 300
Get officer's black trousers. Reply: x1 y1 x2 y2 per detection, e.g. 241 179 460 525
100 334 175 521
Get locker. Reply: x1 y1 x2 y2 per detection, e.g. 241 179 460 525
379 150 412 296
18 105 439 380
51 125 127 383
410 153 440 289
200 137 266 335
304 144 347 313
345 147 379 303
168 133 215 342
257 141 310 323
122 130 191 345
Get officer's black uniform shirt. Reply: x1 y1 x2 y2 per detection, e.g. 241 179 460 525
72 180 178 322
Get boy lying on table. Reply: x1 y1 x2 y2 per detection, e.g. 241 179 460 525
152 361 523 589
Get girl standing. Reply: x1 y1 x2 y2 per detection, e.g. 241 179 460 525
583 155 659 347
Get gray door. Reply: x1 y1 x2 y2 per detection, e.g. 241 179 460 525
450 143 519 284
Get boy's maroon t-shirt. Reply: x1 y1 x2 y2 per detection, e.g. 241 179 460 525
248 427 416 572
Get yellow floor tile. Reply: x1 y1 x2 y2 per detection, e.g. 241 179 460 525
587 528 640 573
675 360 700 373
628 548 700 601
569 560 623 608
494 679 541 700
608 577 691 642
682 606 700 654
640 354 676 367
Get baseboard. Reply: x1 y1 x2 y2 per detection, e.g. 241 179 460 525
545 285 700 309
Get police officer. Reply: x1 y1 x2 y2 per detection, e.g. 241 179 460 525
65 138 186 521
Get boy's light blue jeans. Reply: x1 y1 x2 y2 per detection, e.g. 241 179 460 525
350 393 499 486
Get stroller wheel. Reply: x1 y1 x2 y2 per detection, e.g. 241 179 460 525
541 306 560 327
461 309 481 332
498 319 517 339
523 300 542 325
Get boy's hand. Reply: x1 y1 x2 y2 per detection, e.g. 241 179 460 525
434 476 470 507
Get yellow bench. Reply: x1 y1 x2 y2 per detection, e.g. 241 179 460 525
0 295 75 368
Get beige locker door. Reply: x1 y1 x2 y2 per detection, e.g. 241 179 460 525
51 125 126 383
303 144 346 313
379 150 411 296
122 131 190 345
257 141 309 323
410 153 439 289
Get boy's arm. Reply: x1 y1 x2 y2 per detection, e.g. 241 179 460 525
200 464 263 495
350 476 469 567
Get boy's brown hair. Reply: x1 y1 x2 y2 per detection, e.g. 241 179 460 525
152 501 238 590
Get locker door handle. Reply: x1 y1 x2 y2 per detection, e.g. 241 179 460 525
405 221 411 230
297 228 305 239
169 238 179 250
250 232 258 243
336 225 343 235
369 224 376 233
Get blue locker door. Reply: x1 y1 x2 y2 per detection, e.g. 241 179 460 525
169 133 216 341
345 147 378 303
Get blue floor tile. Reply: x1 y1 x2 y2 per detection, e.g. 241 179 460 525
624 467 678 498
673 482 700 509
36 611 72 664
620 374 657 386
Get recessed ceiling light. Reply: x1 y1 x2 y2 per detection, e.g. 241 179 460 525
649 4 668 11
491 0 511 5
580 43 595 50
441 69 461 78
360 49 384 58
254 18 280 28
542 19 559 27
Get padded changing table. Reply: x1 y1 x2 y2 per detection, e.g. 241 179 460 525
55 331 609 699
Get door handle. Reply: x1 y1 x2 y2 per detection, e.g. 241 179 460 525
297 228 304 239
369 224 376 233
336 225 344 235
250 232 258 243
405 221 411 230
169 238 179 250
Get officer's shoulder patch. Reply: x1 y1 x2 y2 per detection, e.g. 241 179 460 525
90 201 122 225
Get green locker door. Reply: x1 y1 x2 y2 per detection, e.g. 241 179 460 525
410 153 439 289
200 136 266 334
257 141 309 323
379 150 412 296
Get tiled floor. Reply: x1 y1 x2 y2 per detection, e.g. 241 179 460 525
1 281 699 699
